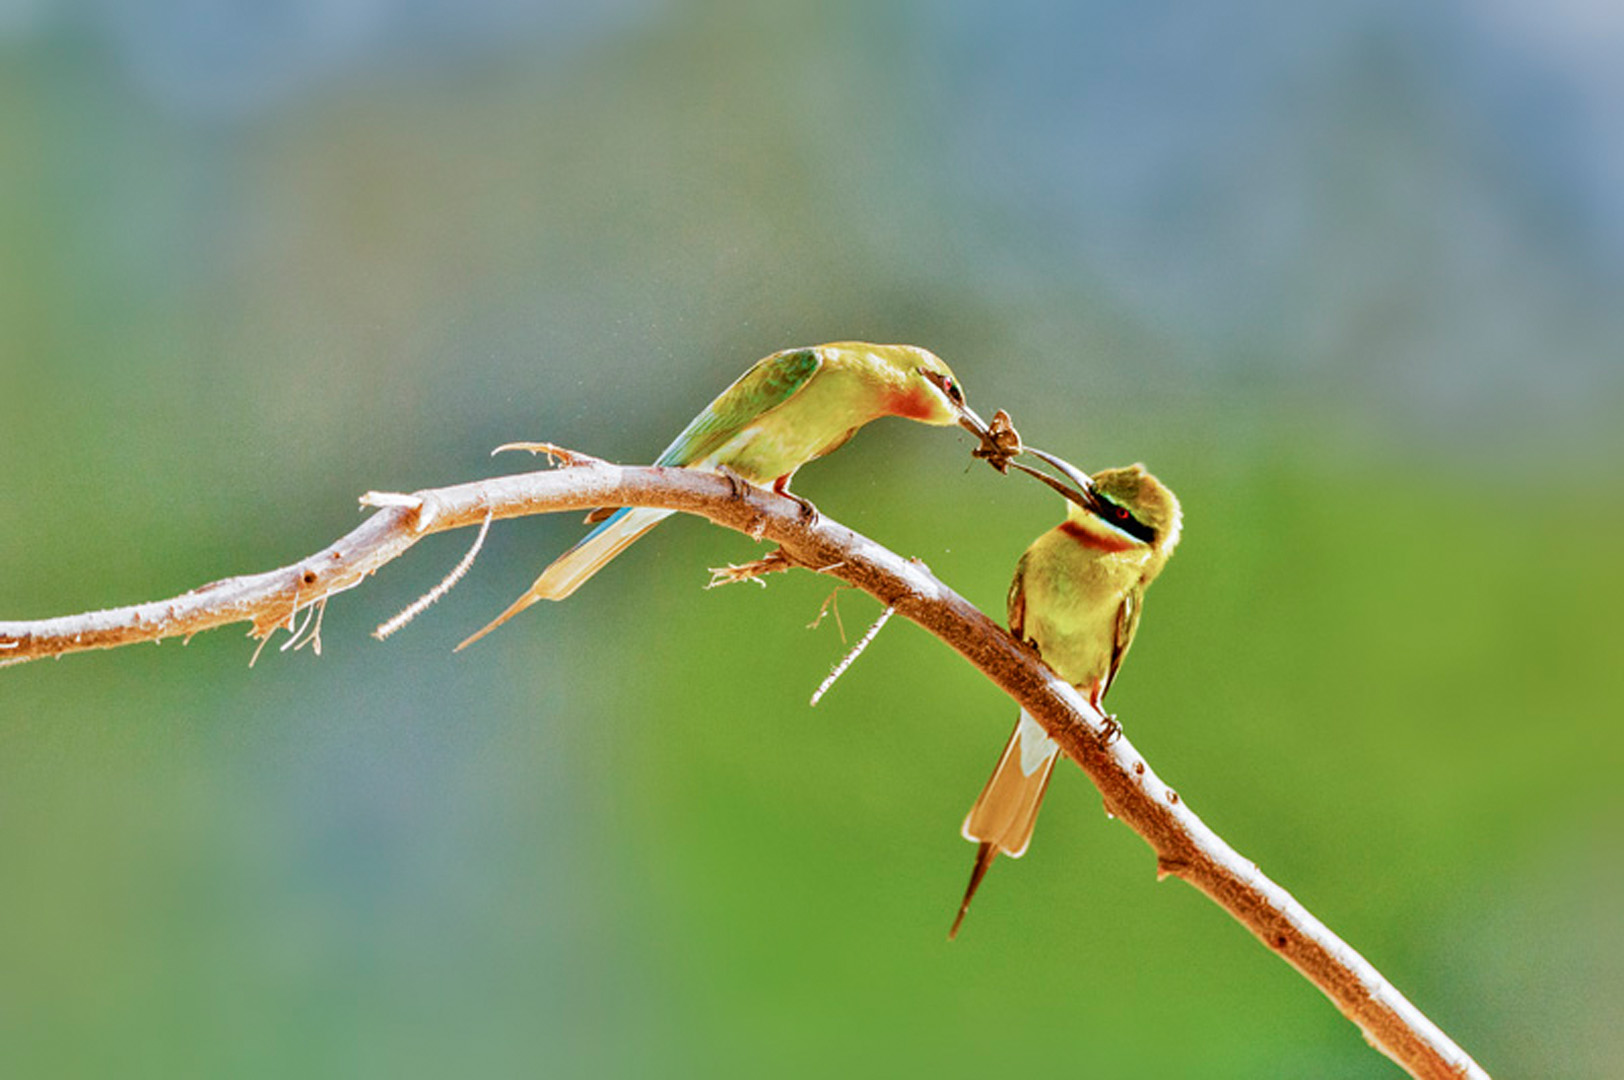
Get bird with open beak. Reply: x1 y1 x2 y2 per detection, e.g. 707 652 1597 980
951 453 1183 938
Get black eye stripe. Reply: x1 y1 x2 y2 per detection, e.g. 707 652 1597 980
923 369 964 404
1095 494 1158 544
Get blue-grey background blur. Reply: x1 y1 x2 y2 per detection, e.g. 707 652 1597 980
3 2 1621 1077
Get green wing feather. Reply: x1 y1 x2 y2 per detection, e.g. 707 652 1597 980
1006 554 1030 641
1103 586 1145 699
656 348 823 466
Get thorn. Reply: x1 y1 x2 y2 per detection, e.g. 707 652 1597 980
490 441 603 467
360 490 423 511
1155 857 1188 883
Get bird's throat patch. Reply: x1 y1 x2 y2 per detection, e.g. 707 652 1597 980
884 384 940 421
1059 518 1140 553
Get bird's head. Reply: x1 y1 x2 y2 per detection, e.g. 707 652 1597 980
1064 463 1183 557
839 342 988 437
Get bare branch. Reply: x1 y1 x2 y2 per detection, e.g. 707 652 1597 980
0 456 1488 1080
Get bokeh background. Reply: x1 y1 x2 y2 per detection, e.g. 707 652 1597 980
3 2 1621 1077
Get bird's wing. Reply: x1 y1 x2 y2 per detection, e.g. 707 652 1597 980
1005 553 1030 641
655 347 823 466
1101 586 1145 699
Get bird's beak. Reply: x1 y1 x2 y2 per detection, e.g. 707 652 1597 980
956 403 991 440
1010 446 1102 516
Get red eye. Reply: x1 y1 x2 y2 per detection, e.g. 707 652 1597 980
1114 505 1130 521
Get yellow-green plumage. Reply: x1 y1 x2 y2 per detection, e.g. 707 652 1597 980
458 342 981 649
950 464 1182 937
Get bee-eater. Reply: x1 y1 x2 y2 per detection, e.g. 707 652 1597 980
458 342 988 649
949 462 1182 938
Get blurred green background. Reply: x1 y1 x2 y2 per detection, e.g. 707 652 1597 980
3 2 1621 1077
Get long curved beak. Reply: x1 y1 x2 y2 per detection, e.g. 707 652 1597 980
1024 446 1094 496
1009 446 1102 516
956 403 991 440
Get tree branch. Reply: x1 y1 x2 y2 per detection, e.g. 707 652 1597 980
0 457 1488 1080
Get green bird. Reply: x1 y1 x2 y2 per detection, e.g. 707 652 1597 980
459 342 988 649
950 462 1182 938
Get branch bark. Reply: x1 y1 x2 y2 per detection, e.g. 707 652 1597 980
0 457 1488 1080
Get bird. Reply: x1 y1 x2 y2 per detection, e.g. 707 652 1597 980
457 341 988 650
949 461 1182 938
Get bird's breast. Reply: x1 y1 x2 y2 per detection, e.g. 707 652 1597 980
1018 531 1149 686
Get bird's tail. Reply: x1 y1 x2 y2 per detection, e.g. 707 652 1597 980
456 506 673 650
949 710 1061 937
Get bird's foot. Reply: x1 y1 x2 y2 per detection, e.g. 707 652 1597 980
1099 712 1122 745
1008 630 1042 656
716 465 753 503
769 477 819 523
785 490 820 524
706 549 796 589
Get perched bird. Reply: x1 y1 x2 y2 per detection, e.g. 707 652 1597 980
458 342 987 650
949 462 1182 938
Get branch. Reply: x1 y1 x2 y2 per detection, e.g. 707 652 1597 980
0 457 1488 1080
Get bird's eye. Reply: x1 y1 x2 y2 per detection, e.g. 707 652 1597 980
920 368 966 406
1094 494 1157 543
1098 496 1132 523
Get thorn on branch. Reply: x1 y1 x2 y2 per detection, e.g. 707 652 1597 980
360 489 435 530
360 491 423 510
490 441 605 467
1156 857 1190 883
